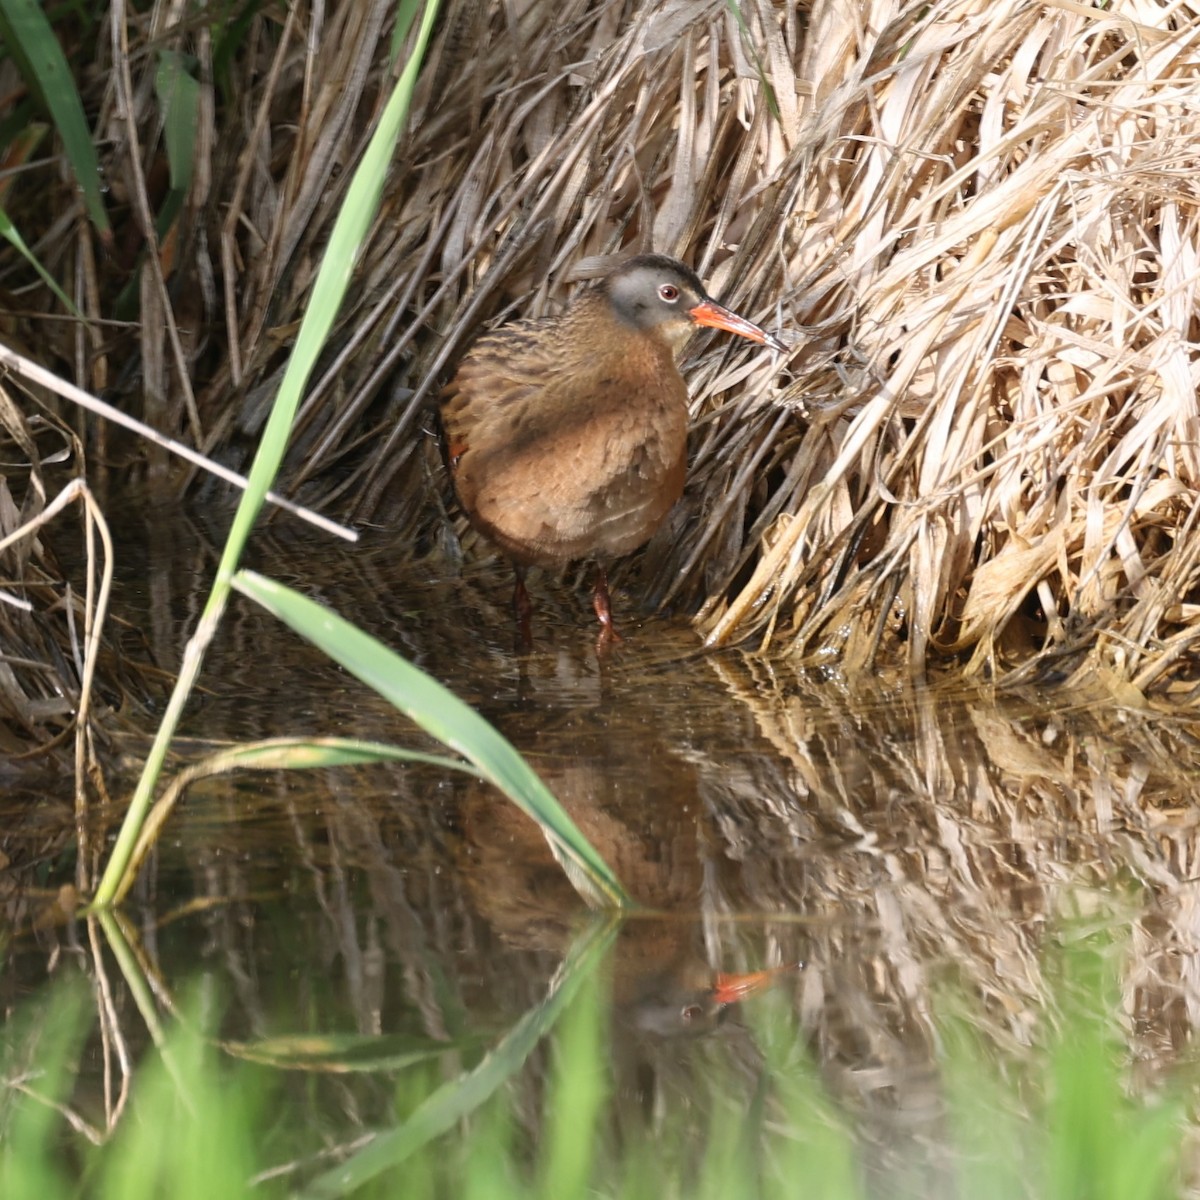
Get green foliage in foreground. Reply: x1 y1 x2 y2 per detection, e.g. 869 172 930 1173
231 572 630 910
0 937 1187 1199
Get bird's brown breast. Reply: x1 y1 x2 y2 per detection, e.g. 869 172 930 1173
441 314 689 566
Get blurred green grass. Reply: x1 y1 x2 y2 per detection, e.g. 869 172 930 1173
1 931 1185 1200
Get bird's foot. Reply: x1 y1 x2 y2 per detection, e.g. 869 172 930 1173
594 623 624 658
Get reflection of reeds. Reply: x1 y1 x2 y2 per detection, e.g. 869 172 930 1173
48 531 1200 1084
12 525 1200 1112
706 651 1200 1087
10 545 1200 1183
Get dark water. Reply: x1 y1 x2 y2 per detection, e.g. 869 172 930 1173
6 504 1200 1188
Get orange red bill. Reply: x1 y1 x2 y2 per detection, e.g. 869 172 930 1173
689 299 787 352
710 961 802 1006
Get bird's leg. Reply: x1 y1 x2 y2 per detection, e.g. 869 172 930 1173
591 564 624 646
512 565 533 652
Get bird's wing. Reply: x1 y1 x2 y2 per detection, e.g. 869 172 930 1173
442 331 683 490
439 323 558 471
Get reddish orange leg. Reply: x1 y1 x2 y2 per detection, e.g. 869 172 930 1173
591 564 624 646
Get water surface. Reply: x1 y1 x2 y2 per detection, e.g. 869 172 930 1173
6 507 1200 1191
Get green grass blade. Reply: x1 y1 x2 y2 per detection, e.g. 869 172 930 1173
106 736 483 906
299 916 620 1199
164 736 480 776
0 205 80 315
154 50 199 195
94 989 267 1200
223 1030 485 1074
91 0 443 908
0 976 91 1199
95 911 169 1051
0 0 111 235
389 0 424 64
1041 932 1184 1200
214 0 444 566
231 570 633 910
536 973 608 1200
723 0 781 122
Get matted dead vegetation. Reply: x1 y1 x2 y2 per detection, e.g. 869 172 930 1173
6 0 1200 698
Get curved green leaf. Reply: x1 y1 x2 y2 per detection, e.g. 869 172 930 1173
231 569 632 910
0 0 110 235
224 1030 483 1074
300 915 620 1198
154 51 199 195
0 205 79 315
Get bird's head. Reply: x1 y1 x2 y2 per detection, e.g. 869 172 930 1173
601 254 786 355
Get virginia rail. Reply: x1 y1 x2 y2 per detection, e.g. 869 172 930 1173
440 254 784 642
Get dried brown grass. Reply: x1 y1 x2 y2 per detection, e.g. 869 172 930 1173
10 0 1200 698
692 0 1200 701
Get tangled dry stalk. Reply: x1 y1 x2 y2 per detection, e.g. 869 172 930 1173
6 0 1200 704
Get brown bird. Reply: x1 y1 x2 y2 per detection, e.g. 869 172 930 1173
440 253 784 643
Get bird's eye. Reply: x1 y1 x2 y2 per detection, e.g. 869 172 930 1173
680 1004 703 1023
658 283 680 302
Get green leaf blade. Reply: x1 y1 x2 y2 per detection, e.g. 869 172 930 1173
0 0 111 235
231 569 633 910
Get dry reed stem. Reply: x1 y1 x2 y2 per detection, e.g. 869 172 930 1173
0 388 105 774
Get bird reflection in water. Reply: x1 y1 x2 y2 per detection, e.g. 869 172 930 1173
455 751 800 1040
623 948 800 1039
